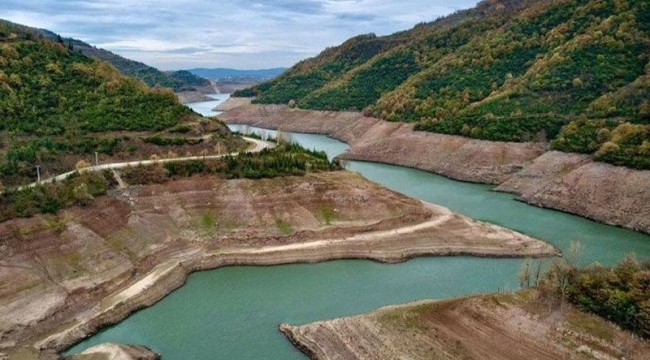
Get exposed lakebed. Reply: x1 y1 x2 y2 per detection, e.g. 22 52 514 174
65 97 650 359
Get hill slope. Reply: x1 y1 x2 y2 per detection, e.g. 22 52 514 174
0 21 240 186
0 19 210 92
237 0 650 169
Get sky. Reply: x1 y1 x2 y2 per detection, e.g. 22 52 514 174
0 0 479 70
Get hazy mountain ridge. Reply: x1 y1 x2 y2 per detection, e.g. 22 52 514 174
188 67 287 80
0 19 210 92
238 0 650 169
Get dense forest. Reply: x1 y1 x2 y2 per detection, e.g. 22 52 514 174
0 21 240 186
0 19 210 92
538 254 650 340
236 0 650 169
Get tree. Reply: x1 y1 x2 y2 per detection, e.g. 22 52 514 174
519 258 532 288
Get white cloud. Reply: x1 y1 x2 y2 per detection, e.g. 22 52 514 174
0 0 479 69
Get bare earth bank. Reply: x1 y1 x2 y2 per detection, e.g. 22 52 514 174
64 343 159 360
281 291 650 360
0 171 554 359
218 98 650 235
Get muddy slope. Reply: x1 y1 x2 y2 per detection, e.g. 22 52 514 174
218 99 650 234
495 151 650 234
0 171 554 357
219 101 546 184
282 291 650 360
65 343 159 360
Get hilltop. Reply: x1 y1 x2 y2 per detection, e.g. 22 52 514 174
237 0 650 170
0 19 211 93
0 20 243 187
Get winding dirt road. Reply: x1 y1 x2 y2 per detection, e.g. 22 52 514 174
16 136 273 191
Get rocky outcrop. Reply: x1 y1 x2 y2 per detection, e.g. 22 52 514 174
218 98 650 234
281 292 650 360
65 343 160 360
495 151 650 234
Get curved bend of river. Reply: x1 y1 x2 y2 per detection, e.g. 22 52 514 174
65 97 650 359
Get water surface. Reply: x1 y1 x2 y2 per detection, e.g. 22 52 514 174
66 102 650 359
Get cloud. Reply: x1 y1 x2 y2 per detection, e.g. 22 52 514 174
0 0 479 69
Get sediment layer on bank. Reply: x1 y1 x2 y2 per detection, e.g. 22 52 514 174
218 98 650 234
281 291 650 360
65 343 160 360
495 151 650 234
219 100 546 184
0 171 554 358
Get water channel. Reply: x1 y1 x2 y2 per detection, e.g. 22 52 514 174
66 96 650 359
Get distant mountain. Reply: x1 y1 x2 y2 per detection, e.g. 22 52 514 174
0 19 210 92
49 35 211 92
238 0 650 170
187 68 287 80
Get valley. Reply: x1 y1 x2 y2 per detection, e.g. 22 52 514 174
1 0 650 358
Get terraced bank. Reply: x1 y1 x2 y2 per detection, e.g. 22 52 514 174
218 99 650 235
0 171 554 358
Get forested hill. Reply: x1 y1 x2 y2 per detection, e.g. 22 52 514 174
0 20 219 185
237 0 650 169
59 38 211 92
0 19 210 92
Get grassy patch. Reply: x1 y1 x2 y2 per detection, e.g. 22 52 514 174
201 211 216 237
566 311 615 342
275 218 293 235
320 205 335 225
42 214 71 233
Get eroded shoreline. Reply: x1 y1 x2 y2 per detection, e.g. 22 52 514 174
218 98 650 235
281 292 650 360
1 172 555 359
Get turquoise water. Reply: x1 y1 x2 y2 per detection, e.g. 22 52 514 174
184 93 230 116
66 105 650 359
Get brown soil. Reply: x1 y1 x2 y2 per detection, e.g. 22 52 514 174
0 171 554 358
175 91 213 104
218 99 546 184
218 98 650 234
495 151 650 234
64 343 159 360
282 290 650 360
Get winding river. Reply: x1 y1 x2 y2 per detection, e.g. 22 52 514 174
66 96 650 359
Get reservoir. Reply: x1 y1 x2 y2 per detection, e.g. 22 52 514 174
66 97 650 359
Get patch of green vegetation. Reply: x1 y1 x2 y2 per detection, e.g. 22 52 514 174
320 205 335 226
123 143 337 182
566 312 615 342
42 214 70 233
540 254 650 340
201 211 216 237
274 218 293 235
141 136 203 147
0 171 109 223
239 0 650 169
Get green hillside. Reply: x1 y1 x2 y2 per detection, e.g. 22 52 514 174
0 21 240 186
62 39 211 91
0 19 210 92
238 0 650 169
